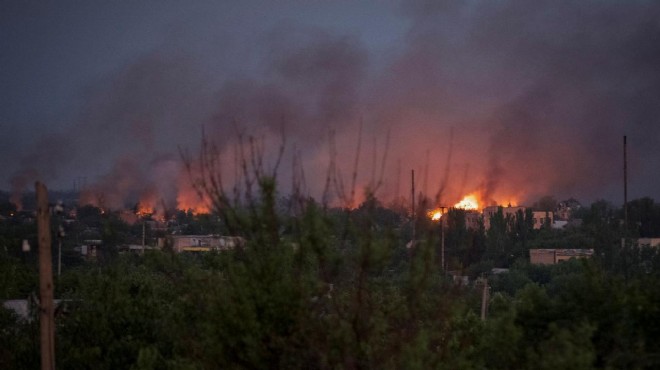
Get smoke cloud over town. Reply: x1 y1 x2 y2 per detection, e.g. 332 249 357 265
3 0 659 212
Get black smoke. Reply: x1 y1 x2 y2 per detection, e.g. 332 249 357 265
7 0 660 209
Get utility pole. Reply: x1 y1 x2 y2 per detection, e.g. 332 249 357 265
55 201 64 277
411 170 416 243
36 182 55 370
623 135 628 238
480 277 489 321
441 216 444 270
440 206 447 270
57 239 61 277
622 135 629 276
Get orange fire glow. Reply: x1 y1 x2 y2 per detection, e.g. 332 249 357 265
428 193 482 221
136 203 154 217
176 191 211 215
454 193 479 210
428 209 443 220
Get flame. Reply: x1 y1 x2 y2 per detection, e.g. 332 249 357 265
176 191 210 215
181 204 211 215
428 209 443 220
136 203 154 217
503 198 518 207
454 193 479 210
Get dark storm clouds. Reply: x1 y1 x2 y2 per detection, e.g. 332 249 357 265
2 0 659 207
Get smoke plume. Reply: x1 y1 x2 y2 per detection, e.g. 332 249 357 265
6 0 660 211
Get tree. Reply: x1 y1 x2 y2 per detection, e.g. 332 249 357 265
627 197 660 237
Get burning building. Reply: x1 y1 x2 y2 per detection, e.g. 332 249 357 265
428 193 528 230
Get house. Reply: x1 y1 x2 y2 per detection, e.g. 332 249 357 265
529 248 594 265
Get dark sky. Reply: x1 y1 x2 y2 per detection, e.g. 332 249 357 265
2 0 659 209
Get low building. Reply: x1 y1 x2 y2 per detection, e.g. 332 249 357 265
3 298 74 322
168 235 245 253
118 244 158 254
636 238 660 248
529 248 594 265
74 239 102 260
552 220 568 229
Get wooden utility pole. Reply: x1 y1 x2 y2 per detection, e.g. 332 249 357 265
480 278 489 321
623 135 628 236
411 170 416 243
440 206 447 270
36 182 55 370
441 216 444 269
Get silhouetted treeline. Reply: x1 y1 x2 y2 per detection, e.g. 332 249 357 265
1 186 660 369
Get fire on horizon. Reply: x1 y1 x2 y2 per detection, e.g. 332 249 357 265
3 1 660 212
428 192 516 221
